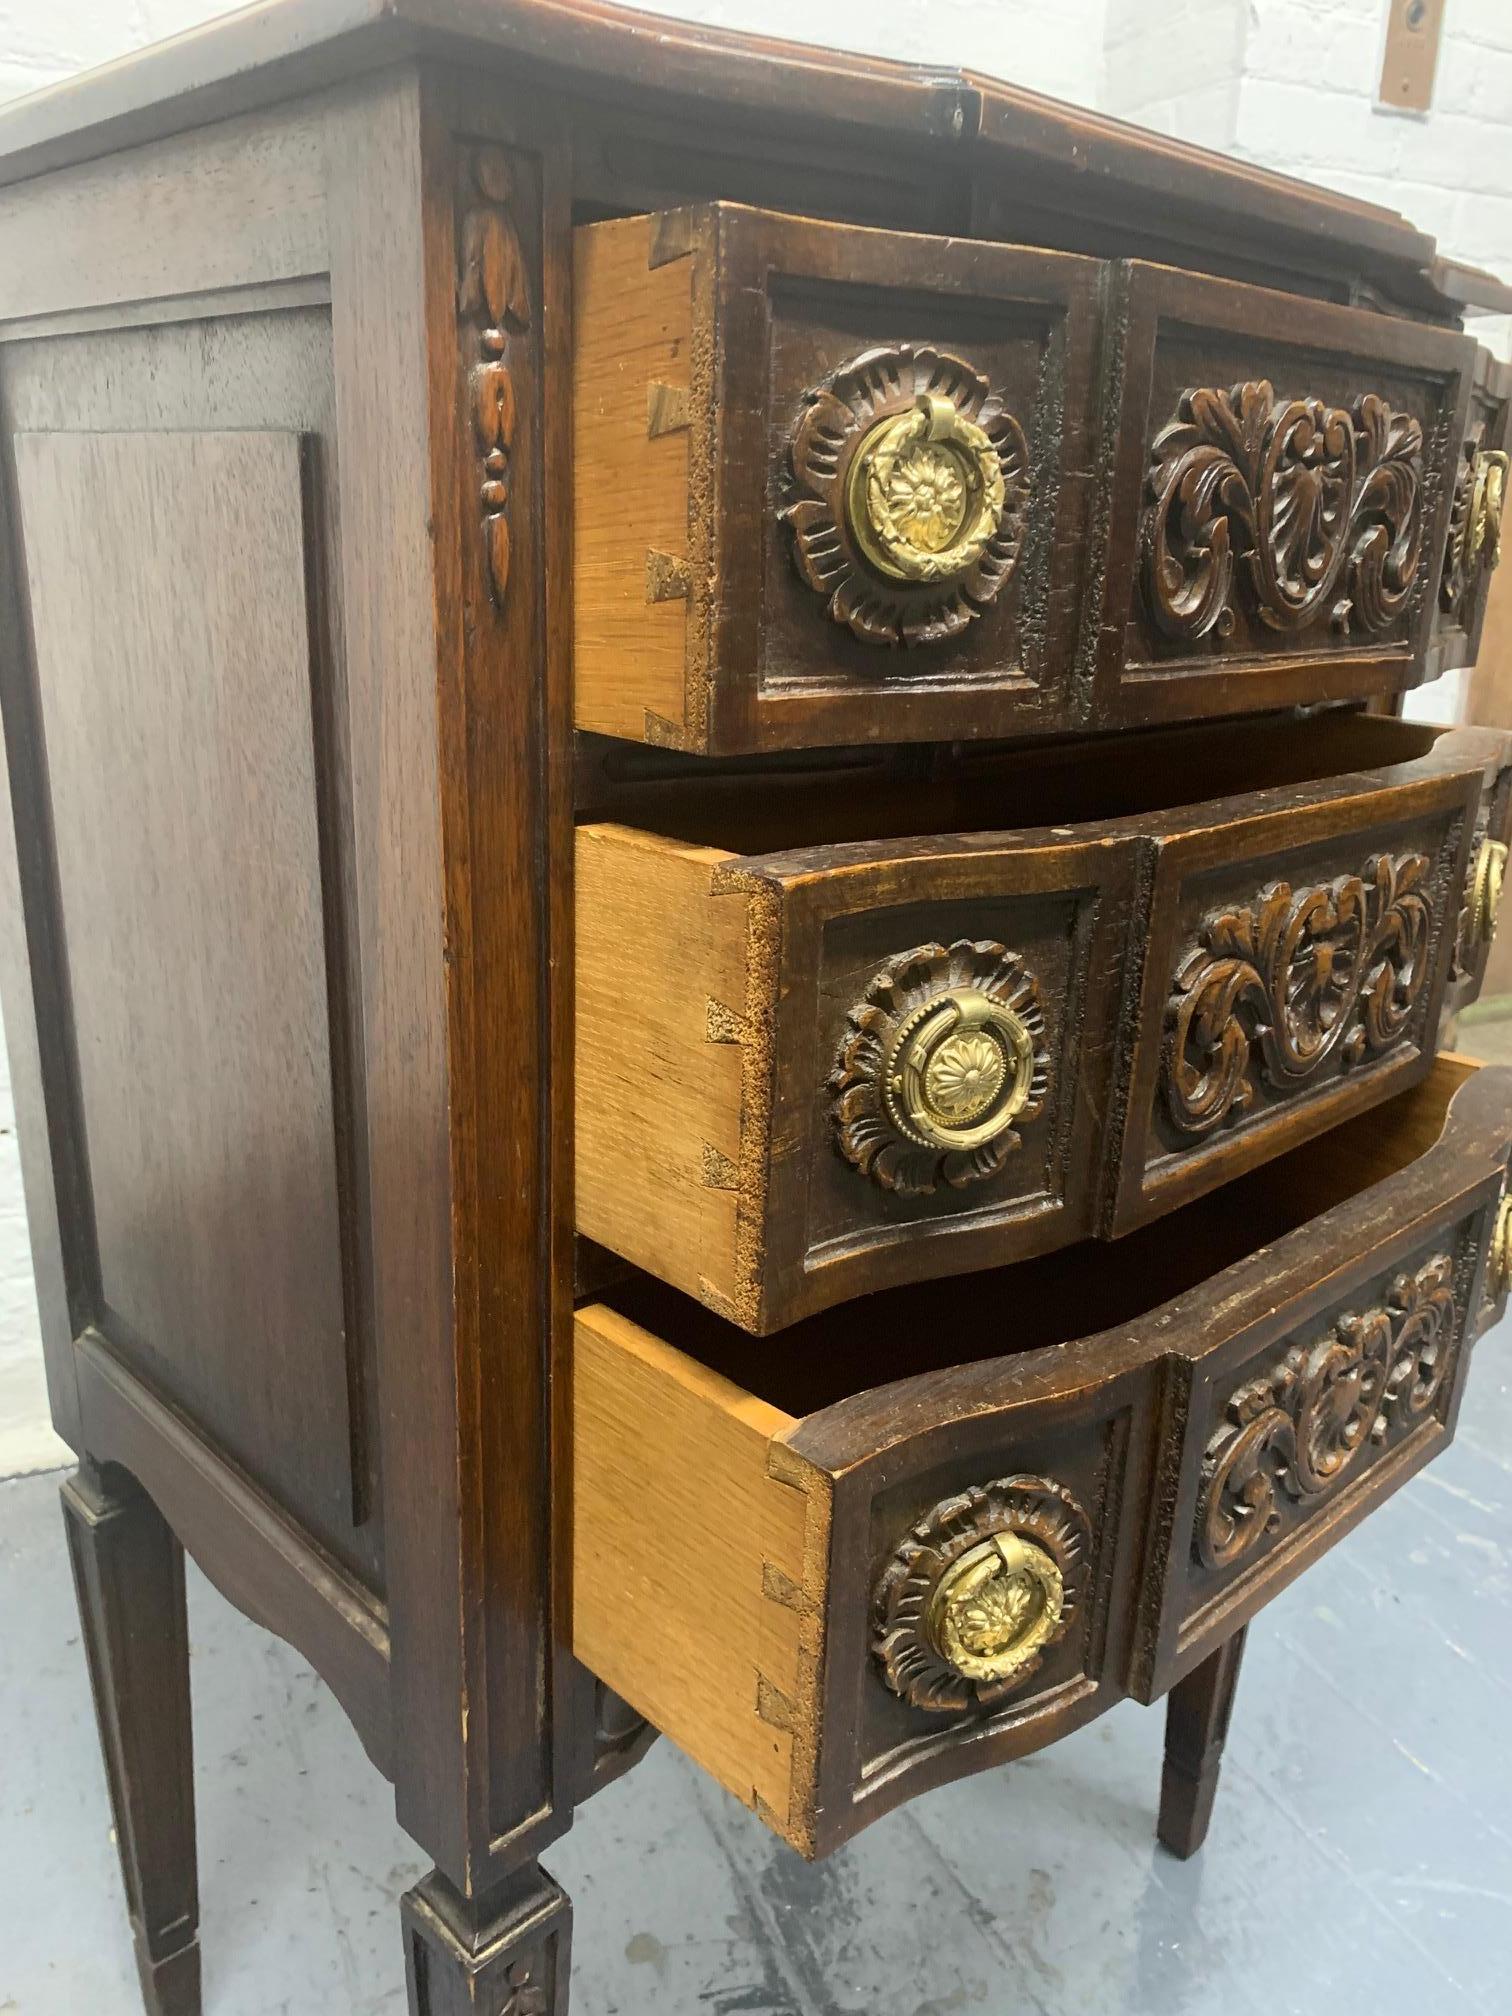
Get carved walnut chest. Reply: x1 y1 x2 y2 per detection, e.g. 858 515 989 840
0 2 1509 2009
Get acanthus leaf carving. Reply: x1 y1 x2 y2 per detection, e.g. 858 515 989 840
1144 378 1424 645
1196 1253 1457 1572
1162 851 1433 1139
457 143 530 608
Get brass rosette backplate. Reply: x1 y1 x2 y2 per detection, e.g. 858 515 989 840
1490 1192 1512 1302
1468 448 1508 577
830 940 1052 1198
1471 836 1507 946
783 343 1031 647
872 1476 1091 1714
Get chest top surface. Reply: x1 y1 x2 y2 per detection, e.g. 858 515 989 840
0 0 1506 322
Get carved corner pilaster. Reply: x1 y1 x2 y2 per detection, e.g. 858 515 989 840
402 1865 571 2016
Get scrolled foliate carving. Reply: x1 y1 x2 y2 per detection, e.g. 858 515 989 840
457 143 530 606
1163 851 1432 1139
1196 1254 1457 1572
872 1476 1090 1714
1144 379 1425 643
783 344 1031 646
831 939 1051 1197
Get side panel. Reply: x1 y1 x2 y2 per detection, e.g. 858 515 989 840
14 427 372 1575
0 283 383 1598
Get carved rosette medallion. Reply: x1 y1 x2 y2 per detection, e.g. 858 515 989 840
872 1476 1091 1713
1196 1254 1457 1572
1144 379 1425 643
1442 443 1507 624
1163 851 1432 1139
457 144 531 605
831 940 1051 1196
783 345 1031 646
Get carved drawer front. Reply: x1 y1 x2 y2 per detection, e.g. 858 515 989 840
1089 262 1478 729
573 1060 1512 1859
1432 346 1511 676
576 715 1512 1334
573 202 1102 753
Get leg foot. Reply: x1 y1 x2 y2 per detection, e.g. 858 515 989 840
62 1462 200 2016
1157 1626 1247 1861
403 1862 571 2016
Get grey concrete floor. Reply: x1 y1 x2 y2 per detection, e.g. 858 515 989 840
4 1320 1512 2015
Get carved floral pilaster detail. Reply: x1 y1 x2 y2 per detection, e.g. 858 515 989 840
1162 851 1432 1139
1144 379 1425 643
783 344 1031 646
457 143 530 606
1196 1254 1457 1572
499 1959 550 2016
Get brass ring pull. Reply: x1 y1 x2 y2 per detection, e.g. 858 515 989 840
1472 837 1507 945
927 1532 1066 1689
871 1476 1090 1713
1490 1193 1512 1300
1469 449 1508 575
882 985 1035 1156
846 393 1007 584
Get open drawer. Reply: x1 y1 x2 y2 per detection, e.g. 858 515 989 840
577 713 1512 1331
574 1057 1512 1858
572 203 1478 754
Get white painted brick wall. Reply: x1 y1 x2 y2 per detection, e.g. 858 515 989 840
0 0 1508 1473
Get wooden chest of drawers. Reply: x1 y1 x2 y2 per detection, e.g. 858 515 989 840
0 3 1509 2012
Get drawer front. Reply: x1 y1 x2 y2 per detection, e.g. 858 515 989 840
575 211 1485 756
1089 263 1476 727
1433 349 1511 674
1107 764 1478 1230
1138 1202 1499 1698
574 204 1102 754
577 724 1511 1332
575 1063 1512 1859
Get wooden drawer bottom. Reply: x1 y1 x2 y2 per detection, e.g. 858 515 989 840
573 1058 1511 1857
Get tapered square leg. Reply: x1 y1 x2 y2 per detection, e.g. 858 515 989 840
62 1462 200 2016
403 1862 571 2016
1157 1626 1248 1860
